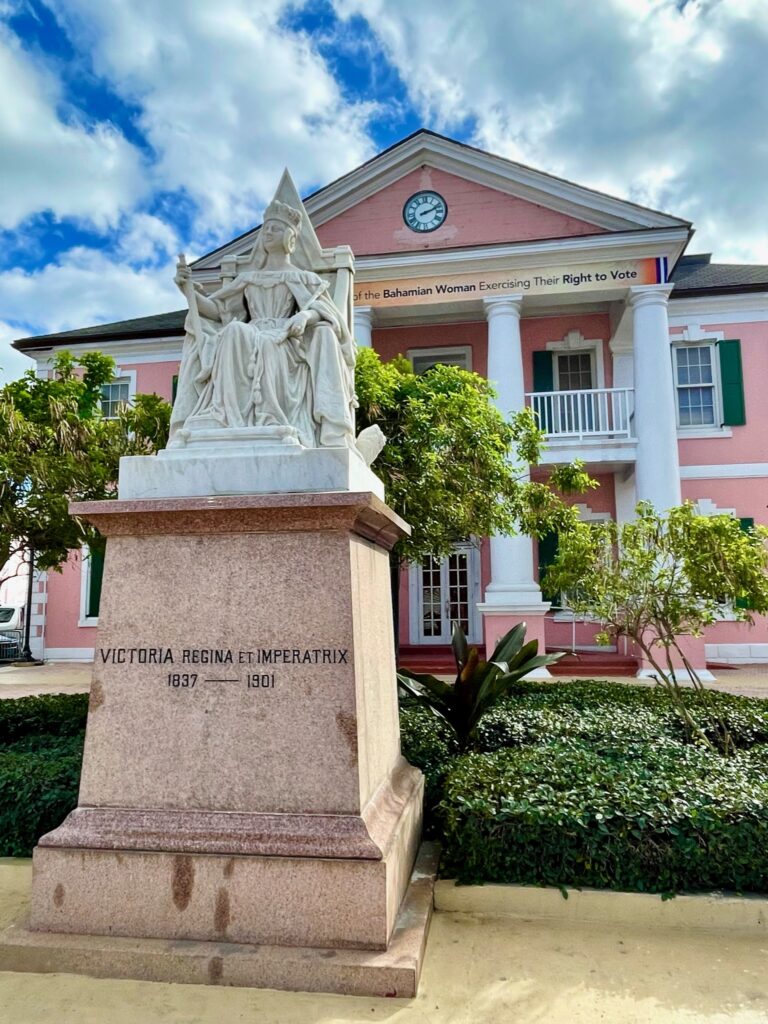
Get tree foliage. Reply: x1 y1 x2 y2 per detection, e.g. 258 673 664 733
545 502 768 754
0 352 170 585
355 348 593 563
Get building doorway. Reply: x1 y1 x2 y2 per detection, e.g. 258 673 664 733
410 542 482 645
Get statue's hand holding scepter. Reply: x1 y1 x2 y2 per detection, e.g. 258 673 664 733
175 253 204 350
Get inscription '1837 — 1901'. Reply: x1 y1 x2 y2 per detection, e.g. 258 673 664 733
98 647 349 666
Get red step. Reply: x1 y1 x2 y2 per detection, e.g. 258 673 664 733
397 646 640 678
398 645 455 675
547 650 639 677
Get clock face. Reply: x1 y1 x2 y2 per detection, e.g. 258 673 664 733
403 190 448 233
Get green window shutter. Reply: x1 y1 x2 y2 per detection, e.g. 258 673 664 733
538 531 559 603
718 339 746 426
87 544 106 619
172 375 179 403
532 351 554 392
532 352 554 432
735 518 755 609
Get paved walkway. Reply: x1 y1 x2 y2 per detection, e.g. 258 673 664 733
1 860 767 1023
0 662 90 700
2 661 766 700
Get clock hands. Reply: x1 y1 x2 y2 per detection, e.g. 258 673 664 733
404 192 446 231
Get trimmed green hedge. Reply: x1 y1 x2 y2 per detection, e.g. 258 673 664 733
0 747 83 856
400 680 768 894
0 693 88 742
0 694 86 856
4 683 768 894
440 739 768 892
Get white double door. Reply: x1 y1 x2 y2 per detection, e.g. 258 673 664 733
410 542 482 645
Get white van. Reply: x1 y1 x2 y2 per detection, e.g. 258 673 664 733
0 606 24 631
0 606 24 661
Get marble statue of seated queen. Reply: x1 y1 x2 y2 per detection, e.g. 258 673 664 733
168 194 359 454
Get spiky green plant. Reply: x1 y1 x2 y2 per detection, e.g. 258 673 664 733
397 622 565 751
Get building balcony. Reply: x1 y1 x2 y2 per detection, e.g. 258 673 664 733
525 387 637 468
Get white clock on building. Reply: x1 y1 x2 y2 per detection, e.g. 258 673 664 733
403 190 447 232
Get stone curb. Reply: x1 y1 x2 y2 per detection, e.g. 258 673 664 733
435 880 768 933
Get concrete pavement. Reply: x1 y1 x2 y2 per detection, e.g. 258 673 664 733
1 660 766 699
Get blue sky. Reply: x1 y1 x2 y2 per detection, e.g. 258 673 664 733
1 0 767 382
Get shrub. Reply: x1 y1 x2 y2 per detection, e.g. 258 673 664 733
397 622 564 750
440 739 768 893
0 693 87 856
0 745 83 856
399 703 458 818
475 680 768 752
0 693 89 743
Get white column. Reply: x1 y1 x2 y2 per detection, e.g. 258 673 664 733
614 470 637 525
629 285 681 510
480 295 546 610
353 306 374 348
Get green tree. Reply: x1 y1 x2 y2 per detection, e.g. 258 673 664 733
0 352 170 588
544 501 768 755
354 348 594 639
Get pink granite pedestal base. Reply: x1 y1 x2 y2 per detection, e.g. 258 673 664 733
21 491 429 994
2 844 438 997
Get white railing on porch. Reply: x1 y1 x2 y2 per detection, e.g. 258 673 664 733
526 387 635 440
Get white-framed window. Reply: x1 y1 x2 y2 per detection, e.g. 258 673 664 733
672 343 720 428
407 345 472 374
101 370 136 419
554 350 595 391
408 539 482 644
543 330 605 391
549 505 612 624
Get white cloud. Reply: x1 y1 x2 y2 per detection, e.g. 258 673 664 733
45 0 377 238
0 21 146 231
0 320 32 385
0 245 181 340
335 0 768 262
117 213 179 265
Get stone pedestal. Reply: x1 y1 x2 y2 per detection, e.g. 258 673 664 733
20 491 429 993
119 442 385 501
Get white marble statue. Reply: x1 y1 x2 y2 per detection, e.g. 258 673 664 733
170 198 357 452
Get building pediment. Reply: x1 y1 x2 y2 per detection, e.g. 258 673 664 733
193 130 690 270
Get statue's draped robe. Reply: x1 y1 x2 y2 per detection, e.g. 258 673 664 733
169 268 357 448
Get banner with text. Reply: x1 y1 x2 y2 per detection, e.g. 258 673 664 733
354 257 667 308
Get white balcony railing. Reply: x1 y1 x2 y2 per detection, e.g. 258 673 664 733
526 387 635 441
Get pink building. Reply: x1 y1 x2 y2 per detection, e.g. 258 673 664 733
13 131 768 673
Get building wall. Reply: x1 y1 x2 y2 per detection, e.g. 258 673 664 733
44 551 96 659
374 319 488 373
673 319 768 467
35 290 768 662
316 166 606 256
122 360 179 402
